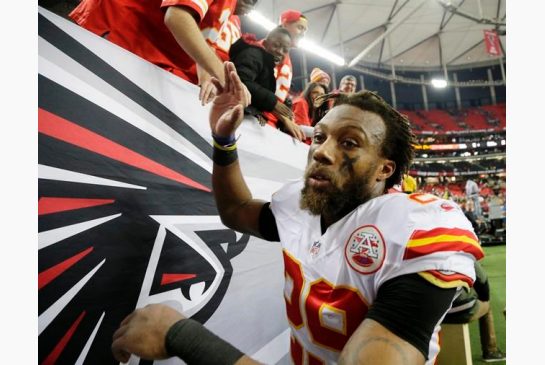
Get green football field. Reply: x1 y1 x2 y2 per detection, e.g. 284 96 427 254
468 244 506 364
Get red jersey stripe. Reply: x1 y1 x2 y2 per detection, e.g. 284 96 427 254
410 227 478 241
425 270 474 284
404 240 484 260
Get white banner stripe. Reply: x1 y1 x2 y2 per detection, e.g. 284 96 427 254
39 214 122 250
39 260 105 335
250 328 290 363
75 311 105 365
38 41 212 173
39 164 147 190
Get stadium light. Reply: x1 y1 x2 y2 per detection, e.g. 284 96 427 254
247 10 276 30
247 11 346 66
299 39 345 66
431 79 448 88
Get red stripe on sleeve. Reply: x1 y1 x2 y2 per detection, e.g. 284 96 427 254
404 240 484 260
426 270 474 286
410 227 478 241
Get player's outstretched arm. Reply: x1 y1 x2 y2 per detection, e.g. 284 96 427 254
209 62 268 238
339 273 460 364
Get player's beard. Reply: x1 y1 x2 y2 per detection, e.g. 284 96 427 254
300 169 375 219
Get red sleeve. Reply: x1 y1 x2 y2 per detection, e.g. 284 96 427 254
293 98 311 126
161 0 214 22
69 0 112 36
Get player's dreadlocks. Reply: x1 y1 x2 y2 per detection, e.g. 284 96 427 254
316 91 416 189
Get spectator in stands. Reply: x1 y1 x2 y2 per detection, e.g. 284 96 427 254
443 261 506 362
442 186 451 200
338 74 358 94
112 62 483 365
293 82 329 127
69 0 257 105
465 177 482 217
262 9 309 131
229 26 304 140
401 174 418 194
309 67 331 89
462 197 479 231
292 82 329 144
274 10 308 103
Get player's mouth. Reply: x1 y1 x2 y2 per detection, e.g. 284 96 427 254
307 170 333 189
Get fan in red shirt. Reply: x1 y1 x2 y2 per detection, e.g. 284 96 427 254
275 9 308 102
292 82 330 144
69 0 256 104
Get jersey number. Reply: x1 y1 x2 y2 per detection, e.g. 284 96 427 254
283 251 368 364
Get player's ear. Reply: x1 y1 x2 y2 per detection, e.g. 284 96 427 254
376 159 395 182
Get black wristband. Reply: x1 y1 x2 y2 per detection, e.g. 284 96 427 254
165 318 244 365
213 145 238 166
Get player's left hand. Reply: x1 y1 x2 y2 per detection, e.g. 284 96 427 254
111 304 184 363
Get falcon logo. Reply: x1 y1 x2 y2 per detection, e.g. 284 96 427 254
38 13 248 364
344 225 386 274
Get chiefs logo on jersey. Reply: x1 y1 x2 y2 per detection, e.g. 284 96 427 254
344 225 386 274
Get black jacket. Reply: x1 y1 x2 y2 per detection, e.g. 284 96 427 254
229 35 277 112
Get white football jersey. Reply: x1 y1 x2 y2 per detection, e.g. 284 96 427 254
270 179 483 365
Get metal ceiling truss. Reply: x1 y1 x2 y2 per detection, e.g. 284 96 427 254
347 0 428 67
436 0 506 26
319 4 337 43
301 0 506 86
330 24 386 49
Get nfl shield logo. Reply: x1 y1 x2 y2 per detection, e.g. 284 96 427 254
310 240 321 257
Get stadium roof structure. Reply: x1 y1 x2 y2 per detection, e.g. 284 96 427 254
253 0 506 84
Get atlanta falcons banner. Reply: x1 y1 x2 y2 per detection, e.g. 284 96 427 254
38 7 308 364
483 29 502 56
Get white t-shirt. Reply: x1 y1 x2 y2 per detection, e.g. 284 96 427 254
465 179 480 197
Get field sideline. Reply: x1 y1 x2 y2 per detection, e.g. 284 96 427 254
468 245 506 364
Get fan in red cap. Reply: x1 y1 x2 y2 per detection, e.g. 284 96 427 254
261 9 308 134
276 9 308 99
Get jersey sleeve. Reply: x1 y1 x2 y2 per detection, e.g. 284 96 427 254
258 203 280 242
161 0 214 22
378 193 484 290
366 273 458 359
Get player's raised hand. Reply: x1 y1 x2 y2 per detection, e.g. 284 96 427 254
209 62 251 138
